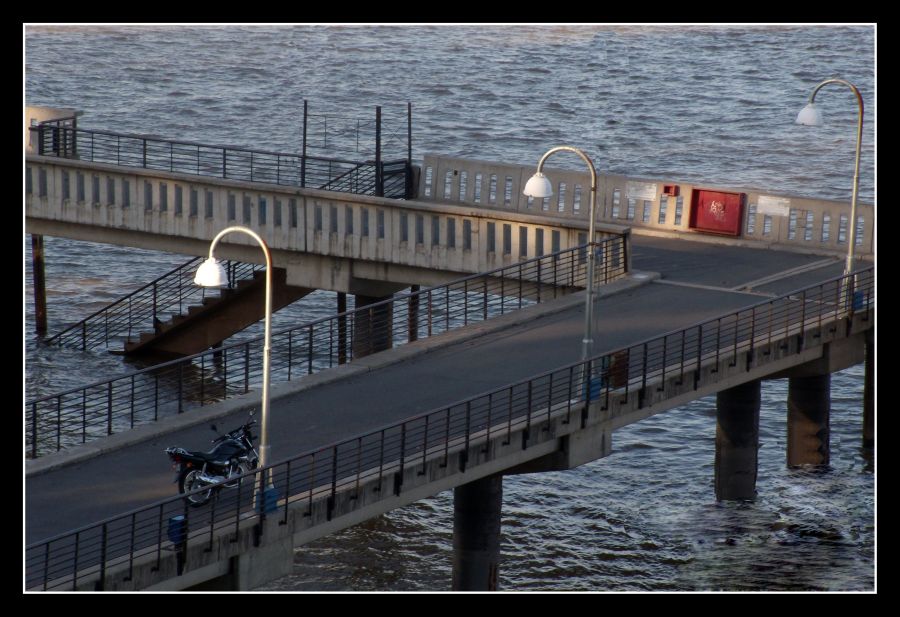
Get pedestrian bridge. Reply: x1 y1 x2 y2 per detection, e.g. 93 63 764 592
24 110 874 591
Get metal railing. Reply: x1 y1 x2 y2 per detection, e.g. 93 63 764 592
30 125 411 199
45 259 261 352
26 236 628 459
24 266 873 591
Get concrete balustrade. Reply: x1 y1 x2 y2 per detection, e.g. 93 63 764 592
420 154 874 258
25 155 628 294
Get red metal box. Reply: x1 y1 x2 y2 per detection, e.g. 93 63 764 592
689 189 745 236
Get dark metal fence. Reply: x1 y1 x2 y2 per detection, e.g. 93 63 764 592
24 267 873 591
26 236 628 459
30 125 411 200
45 259 261 352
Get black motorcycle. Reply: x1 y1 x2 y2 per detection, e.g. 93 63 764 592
165 417 259 507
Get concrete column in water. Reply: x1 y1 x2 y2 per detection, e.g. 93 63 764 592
31 234 48 335
715 379 760 501
352 294 393 358
787 374 831 466
452 473 503 591
863 328 874 451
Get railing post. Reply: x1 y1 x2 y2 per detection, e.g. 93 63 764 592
178 362 184 414
244 343 251 393
97 523 108 591
31 402 38 459
308 326 314 374
142 138 147 168
375 105 383 197
460 401 471 472
107 381 113 435
395 424 406 496
301 99 308 188
223 149 227 179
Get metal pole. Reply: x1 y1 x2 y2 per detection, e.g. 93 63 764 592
301 100 308 188
803 78 864 277
531 146 598 364
202 227 273 484
375 105 383 197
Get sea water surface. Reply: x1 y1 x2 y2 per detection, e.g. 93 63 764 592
24 24 875 591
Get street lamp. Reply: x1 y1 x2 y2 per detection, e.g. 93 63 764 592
195 225 276 511
523 146 599 368
795 78 865 278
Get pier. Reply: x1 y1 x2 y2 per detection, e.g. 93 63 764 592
24 107 874 591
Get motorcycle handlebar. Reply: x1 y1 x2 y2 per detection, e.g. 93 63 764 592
211 420 257 444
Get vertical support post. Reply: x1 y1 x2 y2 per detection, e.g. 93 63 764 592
337 292 347 365
787 374 831 466
715 379 760 501
375 105 383 197
408 285 420 343
406 102 414 199
863 327 874 452
301 99 308 188
31 234 48 335
452 473 503 591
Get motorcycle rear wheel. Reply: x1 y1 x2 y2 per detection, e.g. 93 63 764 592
179 468 214 507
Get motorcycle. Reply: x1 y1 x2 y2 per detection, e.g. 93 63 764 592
165 416 259 507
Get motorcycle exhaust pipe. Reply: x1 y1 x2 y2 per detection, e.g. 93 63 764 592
197 472 226 484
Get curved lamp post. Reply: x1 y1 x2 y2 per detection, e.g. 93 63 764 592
523 146 599 365
796 78 864 278
195 225 276 509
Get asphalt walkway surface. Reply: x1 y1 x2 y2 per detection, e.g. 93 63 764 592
26 236 850 545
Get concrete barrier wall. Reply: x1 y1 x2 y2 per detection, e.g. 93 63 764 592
25 156 629 290
419 154 874 258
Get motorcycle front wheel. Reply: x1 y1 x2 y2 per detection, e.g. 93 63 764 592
179 468 214 507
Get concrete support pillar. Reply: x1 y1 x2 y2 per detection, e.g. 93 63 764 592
715 379 760 501
31 234 48 335
452 473 503 591
863 328 874 451
337 292 347 365
787 374 831 467
352 294 393 358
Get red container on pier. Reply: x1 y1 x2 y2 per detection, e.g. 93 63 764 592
689 189 745 236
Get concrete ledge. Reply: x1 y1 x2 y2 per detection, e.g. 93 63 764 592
26 271 658 478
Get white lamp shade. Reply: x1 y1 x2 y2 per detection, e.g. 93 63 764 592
523 172 553 198
194 257 228 287
796 103 823 126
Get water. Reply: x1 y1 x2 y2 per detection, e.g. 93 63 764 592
24 24 875 591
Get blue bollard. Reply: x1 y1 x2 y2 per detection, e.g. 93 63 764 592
852 290 865 310
167 515 186 546
256 486 280 514
583 376 604 402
